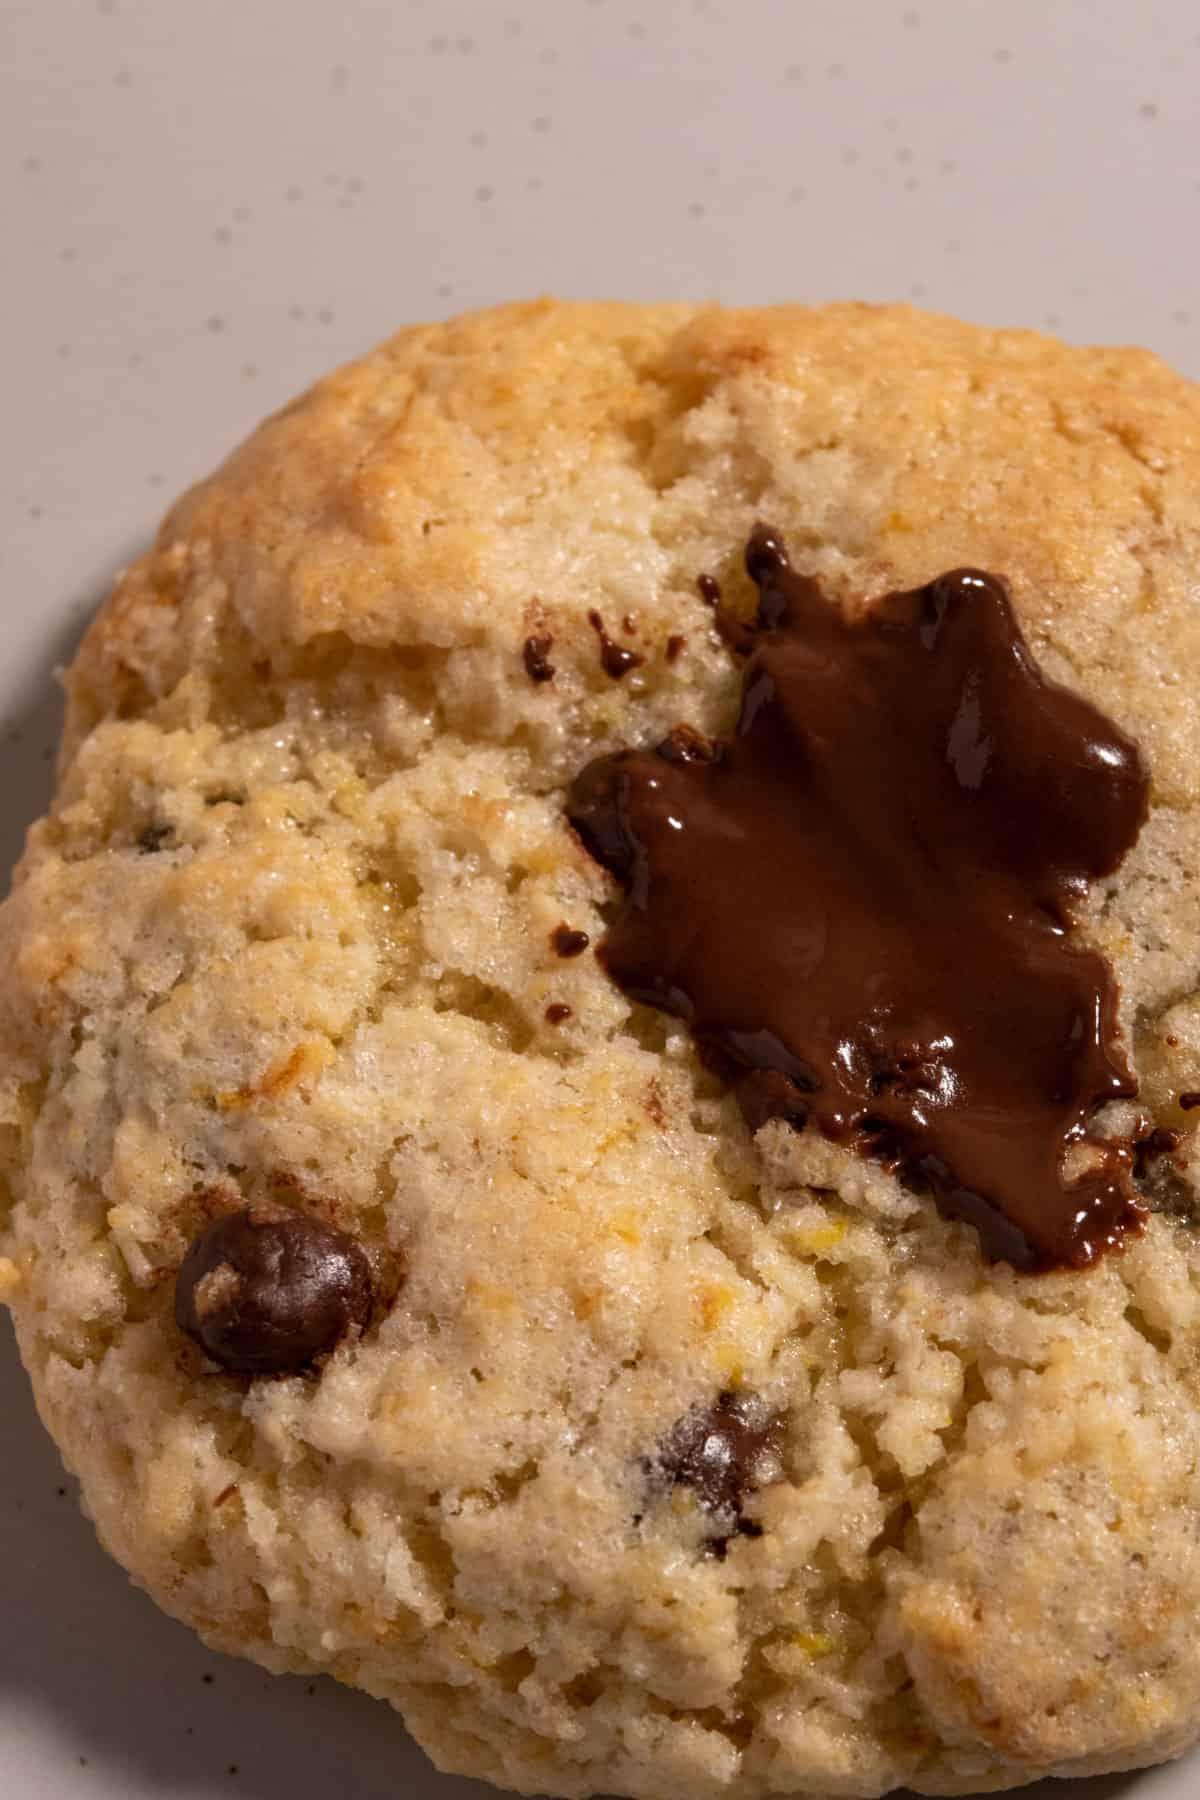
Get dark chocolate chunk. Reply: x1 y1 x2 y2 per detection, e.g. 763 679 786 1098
656 1391 781 1550
567 525 1150 1273
545 1002 572 1024
697 573 721 606
522 633 556 684
550 923 590 958
1180 1092 1200 1111
587 610 645 679
176 1208 373 1375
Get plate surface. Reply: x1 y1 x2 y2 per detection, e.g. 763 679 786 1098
2 2 1197 1795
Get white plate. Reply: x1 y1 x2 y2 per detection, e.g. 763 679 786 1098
2 1 1197 1795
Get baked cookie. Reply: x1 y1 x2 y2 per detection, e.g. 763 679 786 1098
3 299 1200 1798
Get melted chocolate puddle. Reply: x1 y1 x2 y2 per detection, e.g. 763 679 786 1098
568 527 1150 1271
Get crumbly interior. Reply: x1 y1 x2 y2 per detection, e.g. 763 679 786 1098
3 300 1200 1799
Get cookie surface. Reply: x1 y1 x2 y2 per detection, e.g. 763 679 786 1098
3 298 1200 1798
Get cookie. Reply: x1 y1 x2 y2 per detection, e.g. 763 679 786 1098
3 299 1200 1798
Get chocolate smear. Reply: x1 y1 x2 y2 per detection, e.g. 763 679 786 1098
1133 1125 1181 1183
567 526 1150 1271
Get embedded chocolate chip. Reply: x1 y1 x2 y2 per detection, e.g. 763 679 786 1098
176 1209 373 1375
522 633 556 684
550 922 590 958
544 1002 572 1024
587 611 644 680
655 1390 782 1551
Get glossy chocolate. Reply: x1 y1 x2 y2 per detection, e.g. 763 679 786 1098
550 923 590 958
656 1390 782 1551
568 528 1150 1271
587 610 644 679
176 1208 373 1375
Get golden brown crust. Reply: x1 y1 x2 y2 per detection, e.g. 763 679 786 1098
6 300 1200 1798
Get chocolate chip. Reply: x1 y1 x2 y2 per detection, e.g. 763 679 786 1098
697 573 721 605
550 922 590 957
522 633 556 684
656 724 720 767
544 1002 572 1024
665 634 687 663
564 754 637 883
176 1208 373 1375
567 525 1150 1273
1133 1125 1181 1182
137 824 172 853
1180 1092 1200 1111
654 1391 782 1552
587 610 644 680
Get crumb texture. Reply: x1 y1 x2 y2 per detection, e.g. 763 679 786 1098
4 299 1200 1798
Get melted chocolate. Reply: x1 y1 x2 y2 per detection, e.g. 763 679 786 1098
176 1209 373 1375
655 1390 781 1552
588 611 645 679
568 527 1150 1271
522 633 556 684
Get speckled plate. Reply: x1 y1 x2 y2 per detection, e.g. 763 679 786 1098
2 1 1198 1795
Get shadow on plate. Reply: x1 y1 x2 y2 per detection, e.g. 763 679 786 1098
0 563 1161 1800
0 1314 490 1799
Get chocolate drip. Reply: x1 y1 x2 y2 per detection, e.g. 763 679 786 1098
587 611 644 679
654 1391 782 1553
